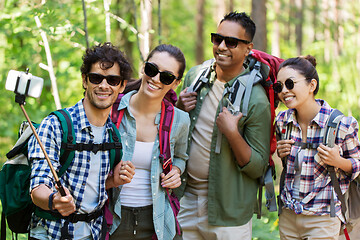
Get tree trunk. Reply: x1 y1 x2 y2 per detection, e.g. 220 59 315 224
140 0 152 60
195 0 205 64
214 0 226 24
323 0 330 63
333 0 343 56
311 0 318 42
286 0 295 42
294 0 304 56
271 0 281 57
251 0 267 51
104 0 111 42
115 0 134 66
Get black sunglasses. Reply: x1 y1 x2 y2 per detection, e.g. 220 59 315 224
144 62 179 85
211 33 251 49
273 78 306 93
87 72 123 86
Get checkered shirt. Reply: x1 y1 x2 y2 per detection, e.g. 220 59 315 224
275 99 360 221
29 99 115 239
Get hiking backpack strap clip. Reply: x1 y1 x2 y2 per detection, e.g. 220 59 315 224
187 59 215 93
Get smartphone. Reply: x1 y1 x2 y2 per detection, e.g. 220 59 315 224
5 70 44 98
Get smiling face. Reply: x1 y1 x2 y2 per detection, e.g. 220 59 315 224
276 66 317 110
140 51 181 100
213 20 253 72
82 61 126 111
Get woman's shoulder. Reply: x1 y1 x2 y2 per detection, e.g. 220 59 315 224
173 106 190 123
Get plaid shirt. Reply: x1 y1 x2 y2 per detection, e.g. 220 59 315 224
275 99 360 221
29 100 116 239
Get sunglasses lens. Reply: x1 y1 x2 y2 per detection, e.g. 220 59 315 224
144 62 158 77
106 75 122 86
285 79 294 90
273 82 283 93
224 38 238 48
160 72 176 85
88 73 103 84
211 34 223 45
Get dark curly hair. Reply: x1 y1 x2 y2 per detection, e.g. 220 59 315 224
220 11 256 42
81 42 132 87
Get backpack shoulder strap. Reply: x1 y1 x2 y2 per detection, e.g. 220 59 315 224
109 123 122 169
111 94 124 127
50 109 76 177
187 59 215 93
324 109 346 219
159 99 175 175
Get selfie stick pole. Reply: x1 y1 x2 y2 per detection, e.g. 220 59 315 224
14 75 66 197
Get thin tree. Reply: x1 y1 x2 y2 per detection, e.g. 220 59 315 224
82 0 89 49
104 0 111 42
196 0 205 64
140 0 152 61
271 0 281 57
251 0 267 51
294 0 304 56
34 16 62 110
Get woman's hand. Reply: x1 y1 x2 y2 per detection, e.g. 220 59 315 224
317 144 352 172
277 139 295 159
161 166 181 189
106 161 135 189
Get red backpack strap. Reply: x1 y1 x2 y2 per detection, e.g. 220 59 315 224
111 94 124 127
158 99 182 236
159 98 175 175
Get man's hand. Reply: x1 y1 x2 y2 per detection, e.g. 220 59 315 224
52 186 76 217
216 107 243 137
161 166 181 189
106 161 135 189
176 88 197 112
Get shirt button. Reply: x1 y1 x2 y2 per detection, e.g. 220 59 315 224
82 182 86 186
200 97 203 100
153 193 156 196
152 176 155 178
153 156 156 159
192 117 196 120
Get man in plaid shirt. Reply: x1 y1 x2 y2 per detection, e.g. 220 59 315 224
28 42 135 240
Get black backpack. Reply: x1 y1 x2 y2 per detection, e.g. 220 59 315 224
0 109 122 239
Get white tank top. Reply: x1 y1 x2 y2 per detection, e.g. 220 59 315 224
120 141 154 207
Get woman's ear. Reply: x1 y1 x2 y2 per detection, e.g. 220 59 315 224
309 78 317 93
172 79 181 90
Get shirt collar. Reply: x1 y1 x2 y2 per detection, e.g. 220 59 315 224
75 99 114 132
283 99 331 129
117 90 162 125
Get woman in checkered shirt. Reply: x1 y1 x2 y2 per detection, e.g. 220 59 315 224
274 55 360 240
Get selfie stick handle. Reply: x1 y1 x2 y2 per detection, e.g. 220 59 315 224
19 103 67 197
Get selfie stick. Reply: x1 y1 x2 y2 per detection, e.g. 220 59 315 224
14 69 66 197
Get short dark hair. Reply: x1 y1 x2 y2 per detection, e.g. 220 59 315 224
146 44 186 80
278 55 319 95
220 11 256 41
81 42 132 87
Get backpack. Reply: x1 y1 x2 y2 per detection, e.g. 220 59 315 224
0 109 122 239
111 94 181 238
187 49 284 218
279 109 360 240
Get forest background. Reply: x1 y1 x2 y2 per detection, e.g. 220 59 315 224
1 0 360 239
